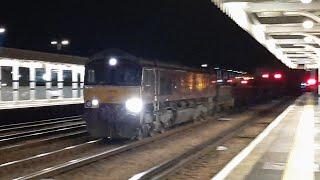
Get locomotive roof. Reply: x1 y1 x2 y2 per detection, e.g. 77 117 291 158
90 49 211 73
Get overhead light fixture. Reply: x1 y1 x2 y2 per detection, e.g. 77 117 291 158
302 20 314 29
0 27 5 34
304 36 313 43
300 0 312 4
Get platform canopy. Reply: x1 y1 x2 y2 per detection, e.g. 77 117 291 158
212 0 320 69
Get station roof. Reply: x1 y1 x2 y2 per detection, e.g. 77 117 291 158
212 0 320 69
0 47 88 65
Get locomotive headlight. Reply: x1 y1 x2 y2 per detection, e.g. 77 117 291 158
125 98 143 113
91 99 100 107
109 58 118 66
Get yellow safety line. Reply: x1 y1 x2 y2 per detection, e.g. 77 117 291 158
282 105 315 180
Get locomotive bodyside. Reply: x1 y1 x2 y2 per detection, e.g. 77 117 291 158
84 50 227 139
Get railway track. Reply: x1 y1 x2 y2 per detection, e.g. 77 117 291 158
0 116 86 147
130 100 292 180
0 115 96 179
0 139 129 179
7 99 290 180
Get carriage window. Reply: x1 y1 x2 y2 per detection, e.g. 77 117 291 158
85 59 142 86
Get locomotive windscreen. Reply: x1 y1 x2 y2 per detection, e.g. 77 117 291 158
85 59 142 86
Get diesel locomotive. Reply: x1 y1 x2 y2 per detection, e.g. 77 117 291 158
83 49 234 139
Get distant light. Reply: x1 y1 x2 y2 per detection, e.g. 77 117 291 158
51 41 58 45
214 67 220 70
262 73 269 79
109 58 118 66
241 80 248 84
300 0 312 3
201 64 208 68
303 20 314 29
227 79 233 83
0 27 5 34
61 40 70 45
274 73 282 79
243 76 254 80
304 36 313 43
217 79 223 83
307 78 317 85
227 69 233 72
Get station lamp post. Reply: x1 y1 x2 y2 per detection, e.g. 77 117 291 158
50 39 70 50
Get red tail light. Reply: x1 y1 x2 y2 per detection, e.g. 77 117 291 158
307 78 317 85
274 73 282 79
262 74 269 79
241 80 248 84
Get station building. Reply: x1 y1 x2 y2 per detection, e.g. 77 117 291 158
0 47 87 102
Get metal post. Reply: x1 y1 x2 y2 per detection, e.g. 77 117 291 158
0 66 2 89
12 65 19 91
29 67 36 90
80 71 84 89
57 69 64 98
45 67 52 90
72 70 79 99
12 65 19 101
318 68 320 96
72 70 78 90
45 67 52 99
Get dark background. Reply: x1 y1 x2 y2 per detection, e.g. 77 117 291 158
0 0 288 72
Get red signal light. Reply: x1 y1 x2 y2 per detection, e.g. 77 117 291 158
262 74 269 79
307 78 317 85
274 73 282 79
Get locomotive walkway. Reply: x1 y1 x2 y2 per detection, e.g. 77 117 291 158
212 93 319 180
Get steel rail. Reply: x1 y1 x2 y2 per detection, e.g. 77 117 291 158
0 124 86 146
15 99 290 180
0 115 82 129
131 100 289 180
14 118 216 180
0 139 102 169
0 118 83 134
0 122 85 140
0 130 88 153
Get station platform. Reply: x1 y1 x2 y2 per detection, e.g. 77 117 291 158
213 93 319 180
0 98 83 110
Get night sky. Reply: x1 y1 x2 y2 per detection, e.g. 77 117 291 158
0 0 287 72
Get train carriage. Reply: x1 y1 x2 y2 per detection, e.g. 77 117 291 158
83 50 225 139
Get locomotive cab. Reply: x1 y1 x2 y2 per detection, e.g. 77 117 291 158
84 56 144 139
